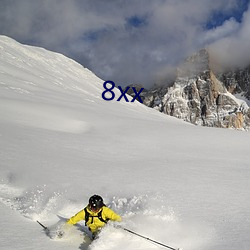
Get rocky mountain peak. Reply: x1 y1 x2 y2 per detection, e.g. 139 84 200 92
177 49 210 78
142 49 250 130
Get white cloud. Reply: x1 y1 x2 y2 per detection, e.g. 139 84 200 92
209 5 250 68
201 18 240 45
0 0 249 87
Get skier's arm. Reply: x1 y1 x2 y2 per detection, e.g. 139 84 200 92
67 209 85 225
104 207 122 222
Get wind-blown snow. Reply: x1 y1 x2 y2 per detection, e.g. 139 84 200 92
0 36 250 250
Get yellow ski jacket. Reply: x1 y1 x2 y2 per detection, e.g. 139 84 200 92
67 206 121 233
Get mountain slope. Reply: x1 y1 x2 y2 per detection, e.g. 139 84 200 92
0 36 250 250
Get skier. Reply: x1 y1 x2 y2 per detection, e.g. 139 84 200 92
66 194 121 239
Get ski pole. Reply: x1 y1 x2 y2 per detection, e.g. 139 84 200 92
37 220 48 231
122 227 180 250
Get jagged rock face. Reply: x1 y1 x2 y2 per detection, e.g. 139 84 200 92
125 84 147 102
143 49 250 130
217 66 250 99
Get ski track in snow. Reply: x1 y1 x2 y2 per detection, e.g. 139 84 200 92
0 99 91 134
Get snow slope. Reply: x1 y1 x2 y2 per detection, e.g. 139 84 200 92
0 35 250 250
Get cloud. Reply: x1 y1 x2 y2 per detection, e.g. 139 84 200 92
0 0 249 87
200 18 240 45
209 4 250 69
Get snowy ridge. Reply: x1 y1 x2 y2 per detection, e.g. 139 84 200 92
0 36 250 250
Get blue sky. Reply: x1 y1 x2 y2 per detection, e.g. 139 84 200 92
0 0 249 87
206 0 249 28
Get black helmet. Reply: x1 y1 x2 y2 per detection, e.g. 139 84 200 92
89 195 104 210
